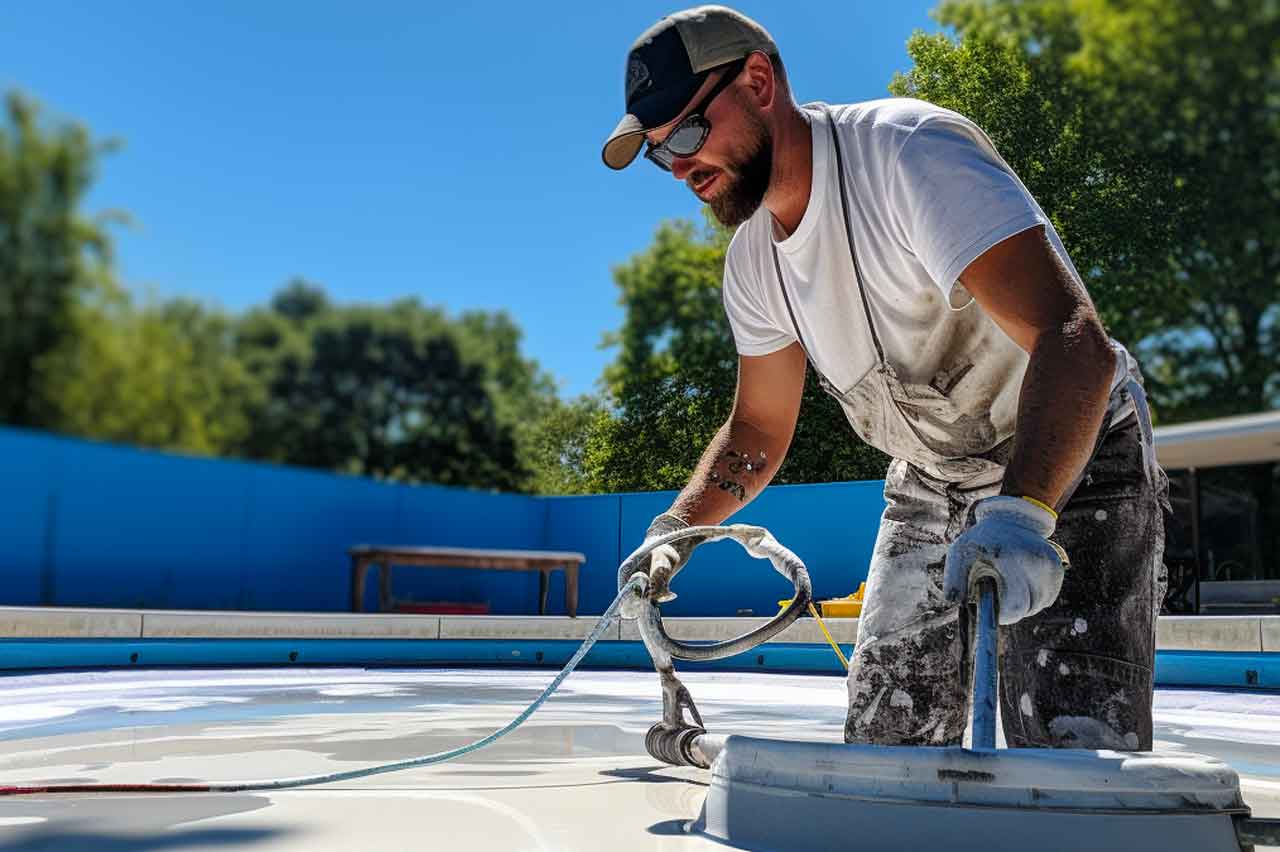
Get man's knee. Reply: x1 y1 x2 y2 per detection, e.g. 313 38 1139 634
844 632 966 747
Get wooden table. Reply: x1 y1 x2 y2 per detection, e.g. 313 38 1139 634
348 546 587 617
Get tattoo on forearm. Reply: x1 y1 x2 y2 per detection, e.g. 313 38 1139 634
718 479 747 500
709 449 767 503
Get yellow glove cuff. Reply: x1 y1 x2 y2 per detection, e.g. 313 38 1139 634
1019 495 1058 520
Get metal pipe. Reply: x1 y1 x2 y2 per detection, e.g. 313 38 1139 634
970 577 999 751
1189 467 1202 614
643 726 727 769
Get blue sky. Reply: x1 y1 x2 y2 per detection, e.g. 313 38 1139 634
3 1 940 398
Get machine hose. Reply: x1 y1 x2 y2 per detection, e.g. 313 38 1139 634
0 574 648 796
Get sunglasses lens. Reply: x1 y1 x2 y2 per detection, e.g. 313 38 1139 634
666 122 708 156
646 146 674 171
644 115 711 172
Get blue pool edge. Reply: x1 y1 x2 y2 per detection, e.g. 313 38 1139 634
1 640 1277 690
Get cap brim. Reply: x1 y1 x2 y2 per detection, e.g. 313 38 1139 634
602 114 647 170
601 72 708 170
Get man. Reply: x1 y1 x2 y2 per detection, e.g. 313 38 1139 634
603 5 1169 751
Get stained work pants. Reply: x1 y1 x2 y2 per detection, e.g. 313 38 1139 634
844 417 1169 750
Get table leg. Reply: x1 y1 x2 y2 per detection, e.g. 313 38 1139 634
378 561 392 613
565 563 579 619
538 569 549 616
351 557 370 612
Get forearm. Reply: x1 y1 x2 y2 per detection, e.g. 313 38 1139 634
664 416 791 526
1001 320 1115 510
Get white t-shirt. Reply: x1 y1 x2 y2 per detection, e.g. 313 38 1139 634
722 98 1133 483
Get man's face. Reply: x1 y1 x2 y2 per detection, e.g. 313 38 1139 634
646 68 773 228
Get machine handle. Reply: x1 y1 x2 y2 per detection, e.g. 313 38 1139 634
968 574 1000 750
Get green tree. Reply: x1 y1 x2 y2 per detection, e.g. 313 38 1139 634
0 91 122 428
452 308 562 484
42 282 256 453
587 214 888 493
522 394 606 495
269 277 331 322
235 286 539 490
891 0 1279 421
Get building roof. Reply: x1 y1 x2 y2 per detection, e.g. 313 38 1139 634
1154 409 1280 469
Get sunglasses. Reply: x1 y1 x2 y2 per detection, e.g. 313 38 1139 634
643 59 747 172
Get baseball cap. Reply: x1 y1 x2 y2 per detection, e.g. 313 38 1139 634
601 5 777 170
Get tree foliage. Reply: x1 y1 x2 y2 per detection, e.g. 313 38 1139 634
522 394 605 496
453 308 562 482
891 0 1279 421
0 87 566 492
0 92 121 428
43 282 256 453
233 281 553 490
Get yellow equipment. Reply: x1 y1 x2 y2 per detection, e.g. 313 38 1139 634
779 582 865 618
775 583 866 671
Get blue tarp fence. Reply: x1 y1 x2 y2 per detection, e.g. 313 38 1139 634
0 426 885 617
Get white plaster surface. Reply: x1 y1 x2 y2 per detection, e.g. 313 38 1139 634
0 669 1278 850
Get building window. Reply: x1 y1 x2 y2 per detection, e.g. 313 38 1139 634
1165 461 1280 613
1196 463 1279 582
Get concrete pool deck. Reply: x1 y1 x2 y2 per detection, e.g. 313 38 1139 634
1 668 1279 850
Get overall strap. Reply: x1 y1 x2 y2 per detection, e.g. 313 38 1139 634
768 103 886 384
769 243 819 368
821 104 886 364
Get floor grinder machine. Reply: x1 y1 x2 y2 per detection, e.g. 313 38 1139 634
621 524 1280 852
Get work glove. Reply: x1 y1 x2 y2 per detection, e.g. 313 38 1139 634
618 513 694 617
943 496 1069 625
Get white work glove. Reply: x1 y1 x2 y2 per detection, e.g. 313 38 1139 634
618 513 693 618
943 496 1069 625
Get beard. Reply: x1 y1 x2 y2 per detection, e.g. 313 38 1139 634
691 114 773 228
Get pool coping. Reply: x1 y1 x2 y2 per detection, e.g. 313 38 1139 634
0 606 1273 651
2 607 1279 688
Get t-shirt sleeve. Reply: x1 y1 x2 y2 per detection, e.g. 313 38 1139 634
888 116 1047 303
721 233 795 356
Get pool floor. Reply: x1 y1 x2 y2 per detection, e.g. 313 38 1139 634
1 668 1279 850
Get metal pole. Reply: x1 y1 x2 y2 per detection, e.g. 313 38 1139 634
970 577 999 750
1189 467 1202 614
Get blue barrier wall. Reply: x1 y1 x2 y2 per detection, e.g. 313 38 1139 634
0 426 886 616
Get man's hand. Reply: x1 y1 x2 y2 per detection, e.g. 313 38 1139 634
618 513 693 617
943 496 1068 625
